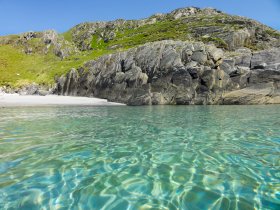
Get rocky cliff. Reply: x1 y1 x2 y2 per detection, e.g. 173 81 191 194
1 7 280 105
56 40 280 105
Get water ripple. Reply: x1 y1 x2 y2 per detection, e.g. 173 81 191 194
0 105 279 209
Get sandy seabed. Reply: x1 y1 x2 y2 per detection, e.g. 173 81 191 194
0 94 125 107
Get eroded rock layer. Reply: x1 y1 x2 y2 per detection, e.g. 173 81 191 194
56 41 280 105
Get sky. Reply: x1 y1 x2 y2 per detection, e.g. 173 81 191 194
0 0 279 35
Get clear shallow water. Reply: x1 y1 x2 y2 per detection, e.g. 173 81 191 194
0 105 279 210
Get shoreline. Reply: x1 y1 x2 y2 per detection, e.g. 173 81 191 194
0 93 125 107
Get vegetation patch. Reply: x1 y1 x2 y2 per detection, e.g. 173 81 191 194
62 30 73 42
0 43 123 87
87 15 242 51
201 36 228 49
265 29 280 39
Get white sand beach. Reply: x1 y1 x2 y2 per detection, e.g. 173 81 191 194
0 94 125 106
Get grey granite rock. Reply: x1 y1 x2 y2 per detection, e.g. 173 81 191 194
251 48 280 70
54 40 280 105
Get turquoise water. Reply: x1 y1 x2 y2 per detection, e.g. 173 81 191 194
0 105 279 210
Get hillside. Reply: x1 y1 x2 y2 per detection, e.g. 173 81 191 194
0 7 279 89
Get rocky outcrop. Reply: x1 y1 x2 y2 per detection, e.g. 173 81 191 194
222 83 280 105
42 30 78 59
68 7 279 51
55 40 280 105
0 83 54 96
17 83 54 96
0 30 78 59
1 6 279 98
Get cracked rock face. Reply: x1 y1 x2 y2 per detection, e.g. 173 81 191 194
251 48 280 70
55 40 280 105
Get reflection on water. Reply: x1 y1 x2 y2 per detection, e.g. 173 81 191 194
0 105 279 209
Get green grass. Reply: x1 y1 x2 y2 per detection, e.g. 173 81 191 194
0 35 20 44
201 36 228 49
265 29 280 39
91 34 108 49
89 15 239 51
97 20 190 49
0 45 118 87
62 30 73 42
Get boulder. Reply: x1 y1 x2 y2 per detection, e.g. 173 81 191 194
170 7 199 19
19 84 39 95
206 45 224 62
21 31 37 41
191 51 208 64
42 30 58 45
220 58 235 74
225 28 251 50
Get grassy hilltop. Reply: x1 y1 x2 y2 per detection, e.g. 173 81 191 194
0 7 279 88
